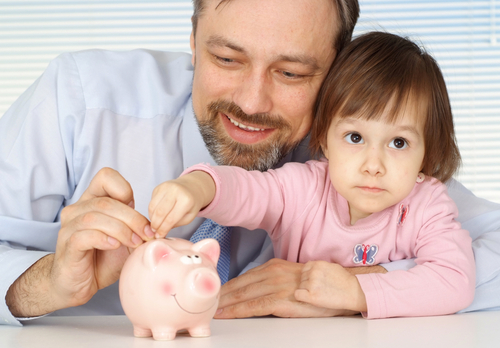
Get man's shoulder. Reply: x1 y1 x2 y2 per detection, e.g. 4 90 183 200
61 49 194 118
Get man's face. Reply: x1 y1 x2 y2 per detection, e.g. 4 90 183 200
191 0 337 170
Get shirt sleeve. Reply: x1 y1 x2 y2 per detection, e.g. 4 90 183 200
0 53 84 325
182 162 323 240
356 182 476 318
379 179 500 313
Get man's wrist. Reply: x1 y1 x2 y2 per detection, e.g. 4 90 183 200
346 265 388 275
349 275 367 312
6 254 59 317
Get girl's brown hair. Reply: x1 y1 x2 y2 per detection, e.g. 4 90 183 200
310 31 461 183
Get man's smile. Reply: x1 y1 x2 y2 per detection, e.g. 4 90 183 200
226 114 266 132
220 112 275 144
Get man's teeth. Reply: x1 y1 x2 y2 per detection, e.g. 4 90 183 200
227 116 264 132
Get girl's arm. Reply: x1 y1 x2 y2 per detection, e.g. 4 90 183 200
355 182 476 318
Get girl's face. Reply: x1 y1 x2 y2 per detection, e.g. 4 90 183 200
323 108 426 225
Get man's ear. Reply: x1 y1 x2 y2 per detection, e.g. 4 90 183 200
190 30 196 67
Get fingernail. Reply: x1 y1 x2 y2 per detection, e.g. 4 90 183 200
144 225 155 238
128 200 135 209
132 233 142 246
108 236 119 246
216 309 223 315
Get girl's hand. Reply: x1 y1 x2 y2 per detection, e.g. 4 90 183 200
148 171 216 238
294 261 367 312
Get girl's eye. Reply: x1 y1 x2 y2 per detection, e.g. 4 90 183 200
345 132 364 144
389 138 408 149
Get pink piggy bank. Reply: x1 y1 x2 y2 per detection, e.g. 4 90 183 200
119 237 221 340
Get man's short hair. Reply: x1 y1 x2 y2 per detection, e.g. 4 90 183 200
191 0 360 53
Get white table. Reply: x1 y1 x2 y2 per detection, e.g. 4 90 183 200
1 312 499 348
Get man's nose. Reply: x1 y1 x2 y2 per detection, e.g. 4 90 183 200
361 147 386 177
232 70 273 116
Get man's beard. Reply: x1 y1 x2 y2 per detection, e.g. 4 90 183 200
196 100 301 171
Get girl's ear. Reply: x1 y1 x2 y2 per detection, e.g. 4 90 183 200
321 143 330 160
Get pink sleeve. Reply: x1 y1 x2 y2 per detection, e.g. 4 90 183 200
356 182 476 319
181 162 323 239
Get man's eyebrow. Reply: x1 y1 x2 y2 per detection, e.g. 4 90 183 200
206 35 320 70
206 35 246 54
276 54 320 71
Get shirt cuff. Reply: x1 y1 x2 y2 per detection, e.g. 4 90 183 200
379 258 416 272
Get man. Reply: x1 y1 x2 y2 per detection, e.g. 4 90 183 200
0 0 498 326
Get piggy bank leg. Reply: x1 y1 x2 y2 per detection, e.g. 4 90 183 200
152 327 178 341
189 326 211 338
133 326 152 338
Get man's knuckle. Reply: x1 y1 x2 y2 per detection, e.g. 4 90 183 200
98 167 115 179
60 205 74 221
93 197 113 211
79 212 97 227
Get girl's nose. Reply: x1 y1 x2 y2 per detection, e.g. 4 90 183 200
361 147 386 176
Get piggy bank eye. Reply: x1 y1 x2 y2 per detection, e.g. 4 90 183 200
193 255 202 264
180 255 194 265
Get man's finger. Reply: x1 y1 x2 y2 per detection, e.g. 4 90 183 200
219 278 277 309
62 210 147 250
62 197 152 241
80 167 134 205
215 294 339 319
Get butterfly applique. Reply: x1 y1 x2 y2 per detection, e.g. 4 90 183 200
353 244 378 265
398 204 410 226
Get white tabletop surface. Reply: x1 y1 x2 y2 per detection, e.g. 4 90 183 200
1 312 499 348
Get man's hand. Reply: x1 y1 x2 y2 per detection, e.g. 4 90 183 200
6 168 153 317
149 171 216 239
215 258 387 319
294 261 367 312
215 258 356 318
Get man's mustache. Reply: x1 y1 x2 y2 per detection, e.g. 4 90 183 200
208 100 291 130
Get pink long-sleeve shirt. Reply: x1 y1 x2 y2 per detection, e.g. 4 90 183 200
185 160 475 319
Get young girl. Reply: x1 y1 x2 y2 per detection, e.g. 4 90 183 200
148 32 475 319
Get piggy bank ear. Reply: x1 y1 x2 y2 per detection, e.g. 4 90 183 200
192 238 220 266
143 240 175 269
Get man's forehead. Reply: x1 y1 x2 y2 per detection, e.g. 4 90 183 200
199 0 337 64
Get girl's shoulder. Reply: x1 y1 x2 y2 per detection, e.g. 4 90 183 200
406 175 458 216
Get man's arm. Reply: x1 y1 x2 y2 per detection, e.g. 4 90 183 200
215 258 385 318
5 168 153 318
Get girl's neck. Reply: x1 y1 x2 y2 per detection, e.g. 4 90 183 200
348 206 372 226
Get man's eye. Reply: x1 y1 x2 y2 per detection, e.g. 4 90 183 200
280 70 302 79
345 133 364 144
215 55 234 64
389 138 408 149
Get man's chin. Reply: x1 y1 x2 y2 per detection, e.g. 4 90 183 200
211 139 286 172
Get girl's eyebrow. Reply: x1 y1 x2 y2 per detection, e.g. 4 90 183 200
395 125 422 138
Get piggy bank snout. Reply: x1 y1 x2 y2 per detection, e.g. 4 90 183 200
190 269 221 298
